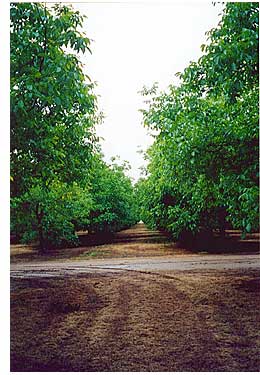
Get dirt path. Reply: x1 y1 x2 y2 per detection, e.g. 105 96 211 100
10 224 260 371
10 253 260 279
10 223 260 278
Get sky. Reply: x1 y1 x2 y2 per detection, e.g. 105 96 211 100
71 1 223 181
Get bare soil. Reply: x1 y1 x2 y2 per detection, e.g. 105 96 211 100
10 224 260 372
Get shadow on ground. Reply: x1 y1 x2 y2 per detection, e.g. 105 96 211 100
178 229 259 254
10 270 260 372
10 224 259 263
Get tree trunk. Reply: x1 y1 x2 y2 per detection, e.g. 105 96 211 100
218 207 227 239
36 203 46 253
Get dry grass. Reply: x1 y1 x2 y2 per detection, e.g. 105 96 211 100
10 224 191 263
11 224 259 263
11 269 260 372
10 224 260 371
76 241 191 259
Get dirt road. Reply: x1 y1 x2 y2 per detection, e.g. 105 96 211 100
10 224 260 371
10 223 260 278
10 253 260 278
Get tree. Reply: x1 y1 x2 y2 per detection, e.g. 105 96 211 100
138 2 259 240
10 3 98 250
10 3 138 251
89 155 139 233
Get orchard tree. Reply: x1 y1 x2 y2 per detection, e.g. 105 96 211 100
10 3 138 251
181 2 258 100
10 3 98 193
139 2 259 240
89 155 139 233
10 3 98 250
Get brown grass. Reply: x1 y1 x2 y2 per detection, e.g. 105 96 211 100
11 224 259 263
10 224 260 371
11 269 260 372
10 224 192 263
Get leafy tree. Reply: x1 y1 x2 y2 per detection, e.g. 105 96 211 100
10 3 98 251
89 156 139 233
138 2 259 241
10 3 97 194
181 2 258 100
11 182 93 249
10 3 138 251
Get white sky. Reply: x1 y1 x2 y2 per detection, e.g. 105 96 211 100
71 1 223 181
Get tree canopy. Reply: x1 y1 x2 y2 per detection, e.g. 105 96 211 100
10 3 138 251
137 2 259 240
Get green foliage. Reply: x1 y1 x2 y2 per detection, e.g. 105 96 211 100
11 182 93 249
138 2 259 240
89 156 138 233
10 3 138 251
10 3 98 196
181 2 258 100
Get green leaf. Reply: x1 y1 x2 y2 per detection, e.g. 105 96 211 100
54 97 61 105
17 100 24 109
246 223 251 233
